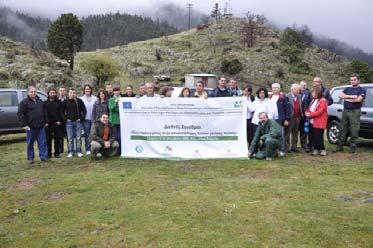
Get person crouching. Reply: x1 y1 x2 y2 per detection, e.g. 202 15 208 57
90 113 119 159
248 112 282 161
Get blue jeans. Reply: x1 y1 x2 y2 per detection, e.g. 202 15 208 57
82 120 92 152
66 120 82 154
26 127 48 161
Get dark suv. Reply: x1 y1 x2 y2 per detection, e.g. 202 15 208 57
327 84 373 144
0 88 47 135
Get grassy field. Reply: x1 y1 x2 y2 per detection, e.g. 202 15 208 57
0 134 372 247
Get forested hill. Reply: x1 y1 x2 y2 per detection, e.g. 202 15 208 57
0 7 178 51
80 13 177 51
0 7 50 49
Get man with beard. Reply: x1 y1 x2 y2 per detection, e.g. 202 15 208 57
248 112 282 161
44 88 64 158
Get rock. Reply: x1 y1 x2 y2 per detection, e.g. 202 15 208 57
363 198 373 203
337 195 352 202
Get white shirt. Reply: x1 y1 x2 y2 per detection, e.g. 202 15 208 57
142 94 160 98
80 95 97 121
246 97 254 119
250 98 272 125
269 94 279 120
309 99 319 124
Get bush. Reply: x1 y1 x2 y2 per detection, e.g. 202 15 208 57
80 54 120 88
275 68 285 78
289 61 311 75
221 59 243 75
280 27 304 49
350 60 373 83
269 41 278 49
281 45 304 64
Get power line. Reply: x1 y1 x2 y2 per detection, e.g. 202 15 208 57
187 3 193 30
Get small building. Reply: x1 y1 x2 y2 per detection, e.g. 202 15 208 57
184 74 217 88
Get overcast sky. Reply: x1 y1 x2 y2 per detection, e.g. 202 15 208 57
1 0 372 53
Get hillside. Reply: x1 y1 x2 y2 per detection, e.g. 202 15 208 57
0 7 178 51
76 18 351 90
0 36 91 89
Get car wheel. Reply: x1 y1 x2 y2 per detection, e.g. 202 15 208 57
327 120 340 144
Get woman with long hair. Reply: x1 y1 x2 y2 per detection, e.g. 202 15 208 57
179 87 191 97
92 89 109 121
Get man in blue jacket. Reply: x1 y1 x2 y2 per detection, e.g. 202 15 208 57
269 83 291 156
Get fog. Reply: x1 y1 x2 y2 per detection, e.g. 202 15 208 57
1 0 372 53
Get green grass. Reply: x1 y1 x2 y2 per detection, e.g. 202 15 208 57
0 134 372 247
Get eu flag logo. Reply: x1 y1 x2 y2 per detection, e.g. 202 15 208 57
123 102 132 109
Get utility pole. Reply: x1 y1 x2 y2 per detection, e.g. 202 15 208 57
187 3 193 30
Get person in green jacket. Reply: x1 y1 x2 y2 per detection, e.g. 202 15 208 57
90 113 119 160
108 86 121 154
248 112 282 160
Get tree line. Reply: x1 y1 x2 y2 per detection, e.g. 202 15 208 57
0 7 177 51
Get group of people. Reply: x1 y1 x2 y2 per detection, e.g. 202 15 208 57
245 74 365 160
17 74 366 163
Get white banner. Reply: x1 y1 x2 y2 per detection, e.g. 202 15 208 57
119 97 248 159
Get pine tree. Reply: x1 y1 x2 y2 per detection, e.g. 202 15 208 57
47 13 83 70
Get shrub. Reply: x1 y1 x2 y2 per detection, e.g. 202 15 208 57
221 59 243 75
275 68 285 78
289 61 311 75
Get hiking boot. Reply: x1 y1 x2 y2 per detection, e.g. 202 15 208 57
77 152 83 158
265 157 273 161
333 146 344 153
67 153 73 158
319 150 327 156
27 160 34 164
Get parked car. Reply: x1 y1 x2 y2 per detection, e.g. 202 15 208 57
327 83 373 144
0 88 47 135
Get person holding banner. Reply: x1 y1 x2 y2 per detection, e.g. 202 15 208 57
248 112 282 161
90 113 119 160
108 86 122 154
243 84 255 146
210 77 231 97
194 81 208 99
179 87 191 97
143 82 160 97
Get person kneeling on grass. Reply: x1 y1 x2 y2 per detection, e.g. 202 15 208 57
248 112 282 161
90 113 119 160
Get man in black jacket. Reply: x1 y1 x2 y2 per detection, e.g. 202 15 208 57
62 88 86 158
17 86 48 164
210 77 232 97
44 88 64 158
90 113 119 159
313 77 333 106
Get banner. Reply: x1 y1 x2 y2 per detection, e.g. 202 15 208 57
119 97 248 159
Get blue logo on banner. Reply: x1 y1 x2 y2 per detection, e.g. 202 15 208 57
123 102 132 109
